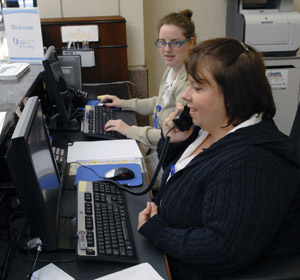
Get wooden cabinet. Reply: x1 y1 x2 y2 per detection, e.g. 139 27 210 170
41 16 128 83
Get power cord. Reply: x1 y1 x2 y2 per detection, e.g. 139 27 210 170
0 211 26 280
26 238 43 279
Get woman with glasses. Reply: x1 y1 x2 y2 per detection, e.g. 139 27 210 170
138 38 300 279
103 10 195 185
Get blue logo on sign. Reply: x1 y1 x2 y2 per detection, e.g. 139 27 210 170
13 37 19 45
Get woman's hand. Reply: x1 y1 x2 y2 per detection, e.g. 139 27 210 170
104 119 130 136
101 94 123 108
138 201 158 230
163 102 193 143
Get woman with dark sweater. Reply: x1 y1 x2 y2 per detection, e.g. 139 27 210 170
138 38 300 280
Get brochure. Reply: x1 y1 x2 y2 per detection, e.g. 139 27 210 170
0 62 29 80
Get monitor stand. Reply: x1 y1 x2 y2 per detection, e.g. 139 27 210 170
58 190 77 250
58 216 76 250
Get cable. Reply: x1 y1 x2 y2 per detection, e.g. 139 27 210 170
0 211 26 280
83 81 136 87
26 244 42 280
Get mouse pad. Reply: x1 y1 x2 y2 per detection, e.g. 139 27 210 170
74 163 143 187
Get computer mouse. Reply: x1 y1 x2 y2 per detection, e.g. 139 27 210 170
104 167 135 180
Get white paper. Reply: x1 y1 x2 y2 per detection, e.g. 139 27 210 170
266 69 288 90
67 139 143 163
94 263 164 280
31 263 74 280
0 63 29 80
3 8 44 64
61 25 99 42
0 112 6 135
0 112 6 134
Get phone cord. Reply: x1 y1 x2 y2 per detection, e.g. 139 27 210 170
105 127 174 196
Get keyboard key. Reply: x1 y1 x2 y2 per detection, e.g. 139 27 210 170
77 180 137 264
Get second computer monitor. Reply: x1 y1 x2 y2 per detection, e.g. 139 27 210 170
42 46 80 131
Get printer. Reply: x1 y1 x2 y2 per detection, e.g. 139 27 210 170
226 0 300 56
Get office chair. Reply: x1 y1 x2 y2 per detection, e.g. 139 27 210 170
223 103 300 280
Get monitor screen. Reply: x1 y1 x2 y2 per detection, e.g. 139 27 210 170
6 96 62 251
58 55 82 91
42 46 80 131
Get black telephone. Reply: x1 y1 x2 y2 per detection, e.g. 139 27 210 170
68 86 89 106
173 104 193 131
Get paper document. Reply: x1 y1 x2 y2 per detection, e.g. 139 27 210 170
31 263 74 280
67 139 143 163
0 63 29 80
0 112 6 135
94 262 165 280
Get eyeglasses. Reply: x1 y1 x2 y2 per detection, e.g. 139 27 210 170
154 38 191 48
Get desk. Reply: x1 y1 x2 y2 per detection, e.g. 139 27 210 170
0 65 43 146
8 162 170 279
0 67 171 280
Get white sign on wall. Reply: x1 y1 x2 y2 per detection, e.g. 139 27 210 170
3 8 44 64
266 69 289 91
61 25 99 43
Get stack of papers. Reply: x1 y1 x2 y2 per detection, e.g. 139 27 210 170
67 139 143 163
0 63 30 80
94 262 165 279
31 262 164 280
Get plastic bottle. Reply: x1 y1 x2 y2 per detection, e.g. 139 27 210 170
0 22 9 63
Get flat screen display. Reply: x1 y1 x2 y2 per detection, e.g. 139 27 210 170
28 107 60 192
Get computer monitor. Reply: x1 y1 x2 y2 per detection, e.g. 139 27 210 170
58 55 82 90
6 96 62 251
42 46 80 131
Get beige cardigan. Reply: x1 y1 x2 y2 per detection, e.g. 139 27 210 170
122 66 188 150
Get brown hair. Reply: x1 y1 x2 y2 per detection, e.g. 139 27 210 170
185 37 276 126
157 9 196 40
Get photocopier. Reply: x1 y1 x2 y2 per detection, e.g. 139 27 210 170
226 0 300 56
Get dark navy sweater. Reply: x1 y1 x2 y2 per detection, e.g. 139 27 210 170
139 119 300 280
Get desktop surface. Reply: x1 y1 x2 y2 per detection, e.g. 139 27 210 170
7 161 169 280
0 65 43 145
0 65 170 279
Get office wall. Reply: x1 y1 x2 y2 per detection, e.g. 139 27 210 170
144 0 300 98
37 0 145 68
144 0 228 98
37 0 300 99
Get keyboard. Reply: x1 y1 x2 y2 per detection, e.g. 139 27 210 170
82 105 122 140
76 180 138 264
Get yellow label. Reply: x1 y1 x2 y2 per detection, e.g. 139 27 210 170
78 181 87 192
97 94 108 100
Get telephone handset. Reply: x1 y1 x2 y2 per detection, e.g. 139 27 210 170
173 104 193 131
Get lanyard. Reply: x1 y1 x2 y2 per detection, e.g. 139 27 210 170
153 105 161 129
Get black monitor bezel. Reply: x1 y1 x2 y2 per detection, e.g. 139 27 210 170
42 46 72 125
5 96 62 251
